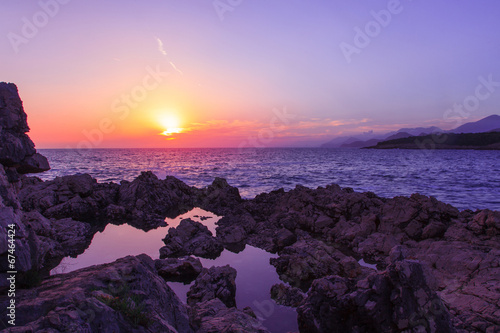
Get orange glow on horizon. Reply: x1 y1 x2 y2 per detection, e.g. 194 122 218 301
154 110 186 138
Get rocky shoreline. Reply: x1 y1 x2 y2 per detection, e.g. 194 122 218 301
1 82 499 332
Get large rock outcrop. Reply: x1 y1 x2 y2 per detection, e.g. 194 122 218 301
0 82 49 175
212 184 499 332
0 82 52 290
0 255 192 332
297 247 455 333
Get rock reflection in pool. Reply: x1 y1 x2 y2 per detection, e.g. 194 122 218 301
169 245 299 333
50 208 216 274
51 208 298 332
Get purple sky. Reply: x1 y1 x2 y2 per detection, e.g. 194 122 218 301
1 0 499 147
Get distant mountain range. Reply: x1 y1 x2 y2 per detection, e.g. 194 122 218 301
320 114 500 148
365 131 500 150
452 115 500 133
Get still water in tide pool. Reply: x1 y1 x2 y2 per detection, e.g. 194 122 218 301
51 208 298 333
39 148 500 210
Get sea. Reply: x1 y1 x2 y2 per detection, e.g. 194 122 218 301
38 148 500 211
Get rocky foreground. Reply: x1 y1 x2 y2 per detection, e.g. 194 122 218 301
1 82 499 332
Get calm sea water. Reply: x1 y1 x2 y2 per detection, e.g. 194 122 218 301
38 148 500 211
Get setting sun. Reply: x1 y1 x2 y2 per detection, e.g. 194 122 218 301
158 113 184 137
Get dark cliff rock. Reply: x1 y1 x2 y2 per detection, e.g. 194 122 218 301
0 83 49 174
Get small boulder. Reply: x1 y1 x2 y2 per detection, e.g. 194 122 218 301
161 219 224 259
187 265 237 308
273 228 297 249
270 283 306 307
155 256 203 283
189 298 269 333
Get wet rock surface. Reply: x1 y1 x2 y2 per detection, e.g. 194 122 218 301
187 265 237 308
0 255 192 333
189 298 270 333
187 265 270 332
155 256 203 283
270 283 306 308
160 218 224 259
297 251 455 333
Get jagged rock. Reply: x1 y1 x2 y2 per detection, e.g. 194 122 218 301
270 283 306 307
19 174 118 222
339 256 363 278
270 238 347 290
160 218 223 259
413 240 500 331
21 211 95 270
273 228 297 249
16 152 50 174
155 256 203 283
0 82 49 175
379 194 459 240
118 172 197 225
314 214 335 232
356 232 404 261
297 255 455 333
187 265 237 308
467 209 500 237
0 205 32 274
217 224 247 244
189 298 270 333
0 255 192 332
197 177 242 215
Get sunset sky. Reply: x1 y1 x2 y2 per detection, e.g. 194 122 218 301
1 1 500 148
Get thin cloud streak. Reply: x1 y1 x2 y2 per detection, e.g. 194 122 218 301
155 36 167 56
155 36 184 75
